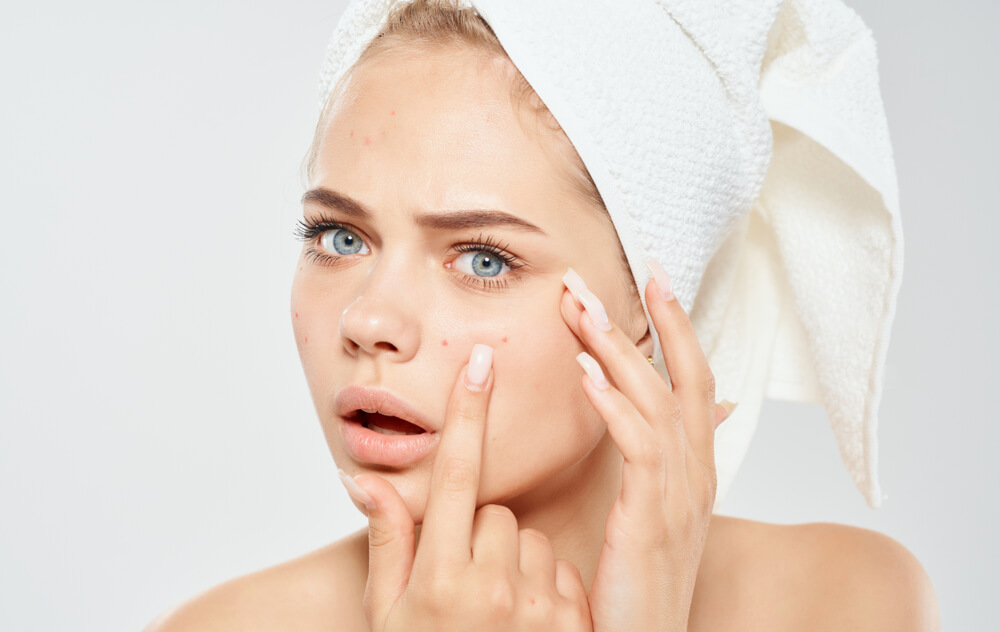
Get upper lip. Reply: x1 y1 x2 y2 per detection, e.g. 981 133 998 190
335 385 435 433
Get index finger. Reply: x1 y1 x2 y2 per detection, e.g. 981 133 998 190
416 343 494 570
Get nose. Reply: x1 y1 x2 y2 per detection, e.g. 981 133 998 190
338 274 420 363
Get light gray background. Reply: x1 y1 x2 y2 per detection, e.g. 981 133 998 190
1 1 995 630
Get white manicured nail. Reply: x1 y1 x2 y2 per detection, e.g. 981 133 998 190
576 352 610 390
465 343 493 390
338 468 375 510
562 268 612 331
645 258 675 301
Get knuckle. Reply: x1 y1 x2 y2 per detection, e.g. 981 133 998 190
367 520 410 551
440 457 478 492
519 527 550 546
476 504 519 533
480 503 516 521
638 443 666 470
482 575 517 616
415 573 452 614
555 558 580 582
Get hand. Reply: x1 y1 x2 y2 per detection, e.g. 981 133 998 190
560 261 733 632
340 344 594 632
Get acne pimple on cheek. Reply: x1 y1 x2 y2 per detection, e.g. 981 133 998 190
390 110 395 115
364 137 371 146
502 336 508 343
441 339 448 346
304 336 309 343
349 130 353 137
294 312 299 318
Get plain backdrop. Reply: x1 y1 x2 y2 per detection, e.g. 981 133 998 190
1 1 995 630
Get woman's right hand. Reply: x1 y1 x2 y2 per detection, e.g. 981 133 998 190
341 344 594 632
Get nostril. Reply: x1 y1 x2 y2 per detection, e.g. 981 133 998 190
374 341 398 352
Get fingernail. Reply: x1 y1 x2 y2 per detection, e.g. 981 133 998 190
465 343 493 391
720 399 738 415
645 258 675 302
562 268 612 331
338 467 376 510
576 352 610 390
562 267 588 298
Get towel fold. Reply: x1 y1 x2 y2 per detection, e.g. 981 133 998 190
316 0 902 509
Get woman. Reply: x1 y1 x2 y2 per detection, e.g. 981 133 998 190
146 0 939 629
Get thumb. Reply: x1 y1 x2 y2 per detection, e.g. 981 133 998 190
339 470 415 624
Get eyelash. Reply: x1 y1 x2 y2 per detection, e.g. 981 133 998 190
292 214 525 292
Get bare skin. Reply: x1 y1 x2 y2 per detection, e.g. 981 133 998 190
144 44 939 631
144 516 938 632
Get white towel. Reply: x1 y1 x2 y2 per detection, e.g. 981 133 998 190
315 0 902 509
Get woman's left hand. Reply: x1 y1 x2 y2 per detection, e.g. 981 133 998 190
559 262 733 632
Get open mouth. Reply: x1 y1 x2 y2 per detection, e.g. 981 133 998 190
353 411 426 435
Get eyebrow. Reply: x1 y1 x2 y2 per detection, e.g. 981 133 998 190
300 187 547 235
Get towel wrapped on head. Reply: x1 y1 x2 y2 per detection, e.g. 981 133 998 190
315 0 902 509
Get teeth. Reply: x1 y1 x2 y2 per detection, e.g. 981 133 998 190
368 425 413 436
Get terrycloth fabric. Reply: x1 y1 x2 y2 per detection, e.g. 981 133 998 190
315 0 902 509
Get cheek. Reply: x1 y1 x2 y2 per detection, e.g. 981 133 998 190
290 270 315 349
471 300 607 492
290 267 349 373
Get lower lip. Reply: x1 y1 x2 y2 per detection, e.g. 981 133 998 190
339 417 438 467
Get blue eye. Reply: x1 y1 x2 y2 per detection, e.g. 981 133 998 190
294 216 523 292
454 250 508 278
319 228 370 256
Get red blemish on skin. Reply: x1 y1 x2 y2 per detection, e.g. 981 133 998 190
349 130 354 137
304 336 308 343
364 137 371 146
502 336 508 343
442 339 448 346
295 312 299 318
390 110 395 115
530 598 535 605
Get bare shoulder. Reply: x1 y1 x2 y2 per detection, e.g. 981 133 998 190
143 528 369 632
788 520 940 631
696 515 940 632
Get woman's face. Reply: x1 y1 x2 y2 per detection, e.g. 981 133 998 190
291 46 649 520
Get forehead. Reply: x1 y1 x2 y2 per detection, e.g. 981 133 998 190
312 46 580 219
